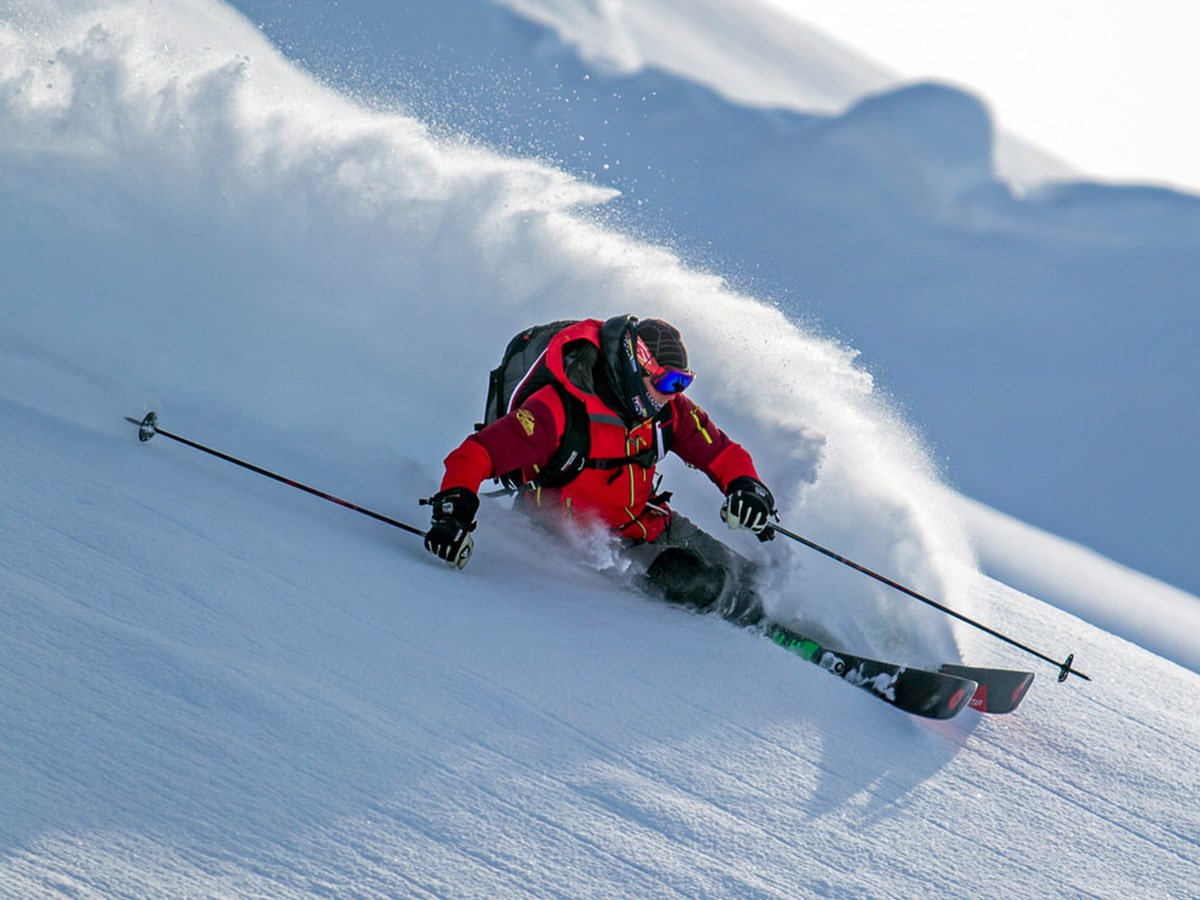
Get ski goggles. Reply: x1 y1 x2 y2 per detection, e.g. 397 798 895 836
635 337 696 394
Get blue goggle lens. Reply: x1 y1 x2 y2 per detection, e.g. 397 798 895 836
653 368 695 394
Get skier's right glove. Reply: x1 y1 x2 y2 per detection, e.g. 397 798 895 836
720 476 777 541
422 487 479 569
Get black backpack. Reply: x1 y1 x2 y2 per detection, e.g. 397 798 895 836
480 320 578 427
478 321 589 491
478 320 672 492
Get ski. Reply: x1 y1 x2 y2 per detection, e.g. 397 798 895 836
939 664 1035 714
766 625 977 720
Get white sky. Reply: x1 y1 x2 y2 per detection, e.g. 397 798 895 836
764 0 1200 194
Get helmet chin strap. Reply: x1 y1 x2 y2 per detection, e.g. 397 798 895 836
643 389 665 416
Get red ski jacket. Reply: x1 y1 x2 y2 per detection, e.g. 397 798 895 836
440 320 760 542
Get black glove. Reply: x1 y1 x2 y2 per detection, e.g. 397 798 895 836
721 476 776 541
422 488 479 569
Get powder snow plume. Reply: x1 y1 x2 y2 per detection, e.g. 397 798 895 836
2 0 971 661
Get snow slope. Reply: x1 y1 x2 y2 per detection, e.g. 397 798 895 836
2 1 1198 896
4 403 1197 897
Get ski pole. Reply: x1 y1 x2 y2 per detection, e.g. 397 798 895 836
773 524 1089 683
124 412 426 538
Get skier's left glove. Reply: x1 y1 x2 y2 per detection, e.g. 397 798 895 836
720 476 776 541
422 488 479 569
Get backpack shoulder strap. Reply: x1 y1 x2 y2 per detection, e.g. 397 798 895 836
528 382 590 489
493 370 592 492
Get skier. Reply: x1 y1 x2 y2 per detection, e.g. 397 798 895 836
423 315 777 624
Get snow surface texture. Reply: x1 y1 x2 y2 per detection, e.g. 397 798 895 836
1 1 1198 897
228 0 1200 602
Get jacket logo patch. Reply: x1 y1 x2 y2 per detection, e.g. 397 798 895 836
516 408 536 436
